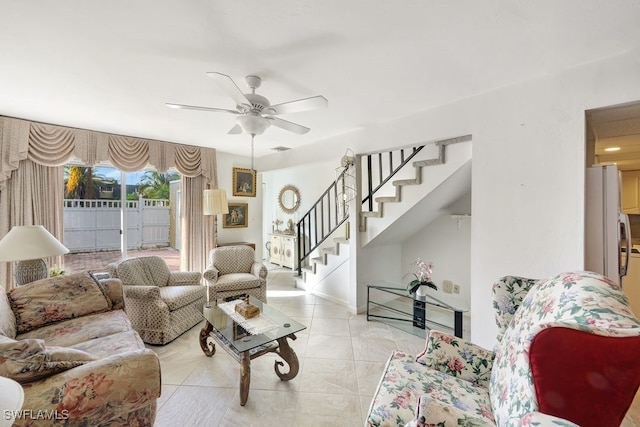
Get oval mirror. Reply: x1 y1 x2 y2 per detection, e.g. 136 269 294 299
278 185 301 214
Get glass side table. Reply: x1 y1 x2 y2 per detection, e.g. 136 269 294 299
366 281 469 338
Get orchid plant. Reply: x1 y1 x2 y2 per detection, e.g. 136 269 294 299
407 258 437 294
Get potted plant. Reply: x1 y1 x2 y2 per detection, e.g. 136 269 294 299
407 258 437 295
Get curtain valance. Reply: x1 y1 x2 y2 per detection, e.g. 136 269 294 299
0 116 218 188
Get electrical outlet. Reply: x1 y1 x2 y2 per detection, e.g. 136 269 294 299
443 280 453 293
453 284 460 294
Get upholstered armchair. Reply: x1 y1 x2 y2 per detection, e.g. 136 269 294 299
366 271 640 427
203 245 267 305
107 256 205 345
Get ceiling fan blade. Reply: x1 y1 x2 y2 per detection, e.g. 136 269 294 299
165 103 239 114
228 124 242 134
206 72 252 110
267 117 310 135
268 95 328 115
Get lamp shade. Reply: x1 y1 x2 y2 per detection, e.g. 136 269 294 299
203 189 229 216
0 376 23 427
0 225 69 262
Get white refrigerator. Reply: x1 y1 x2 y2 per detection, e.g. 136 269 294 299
585 164 631 284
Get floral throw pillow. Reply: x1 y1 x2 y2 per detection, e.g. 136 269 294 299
416 331 495 389
0 335 96 383
9 272 110 334
413 395 493 427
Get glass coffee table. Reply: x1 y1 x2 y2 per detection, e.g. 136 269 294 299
197 296 306 406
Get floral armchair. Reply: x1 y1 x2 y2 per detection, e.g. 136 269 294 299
107 256 205 345
203 245 267 305
365 271 640 427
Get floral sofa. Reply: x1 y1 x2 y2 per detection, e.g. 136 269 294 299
365 271 640 427
0 272 161 426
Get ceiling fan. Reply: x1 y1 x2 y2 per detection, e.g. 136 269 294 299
166 72 328 136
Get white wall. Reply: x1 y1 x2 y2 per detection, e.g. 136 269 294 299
261 159 338 260
257 48 640 349
402 214 471 304
215 151 264 261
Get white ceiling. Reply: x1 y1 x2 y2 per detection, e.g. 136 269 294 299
589 102 640 170
2 1 640 158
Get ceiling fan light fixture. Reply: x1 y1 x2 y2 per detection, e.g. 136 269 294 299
236 114 270 135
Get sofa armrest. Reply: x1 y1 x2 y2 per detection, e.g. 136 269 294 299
416 330 495 389
203 266 219 283
122 285 161 300
98 278 124 310
21 349 160 424
520 412 580 427
251 262 267 280
168 271 202 286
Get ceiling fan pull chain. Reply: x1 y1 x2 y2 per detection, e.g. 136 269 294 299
251 134 255 172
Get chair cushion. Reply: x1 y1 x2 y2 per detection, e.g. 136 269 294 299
210 246 255 275
214 273 261 292
158 285 204 311
366 350 494 427
412 394 495 427
416 330 495 390
114 256 170 287
9 272 110 334
143 256 171 287
70 330 145 358
17 310 135 348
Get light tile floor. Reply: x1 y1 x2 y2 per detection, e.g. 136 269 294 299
149 267 426 427
144 265 640 427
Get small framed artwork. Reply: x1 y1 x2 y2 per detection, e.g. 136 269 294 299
233 167 256 197
223 202 248 228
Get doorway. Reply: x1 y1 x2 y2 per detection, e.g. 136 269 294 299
585 100 640 314
62 164 181 273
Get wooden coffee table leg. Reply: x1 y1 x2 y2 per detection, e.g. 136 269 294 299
240 351 250 406
199 322 216 357
273 334 299 381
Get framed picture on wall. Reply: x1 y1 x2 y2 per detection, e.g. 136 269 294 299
233 167 256 197
223 202 248 228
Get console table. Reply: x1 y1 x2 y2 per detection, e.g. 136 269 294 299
366 282 468 338
268 233 297 269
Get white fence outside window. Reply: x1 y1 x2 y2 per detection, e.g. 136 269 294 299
63 198 170 253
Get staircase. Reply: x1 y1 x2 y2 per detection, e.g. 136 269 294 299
295 135 472 301
360 135 471 232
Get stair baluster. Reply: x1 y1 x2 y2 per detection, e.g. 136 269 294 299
296 168 349 276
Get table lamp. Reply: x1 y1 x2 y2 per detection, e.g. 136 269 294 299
203 189 229 307
0 376 24 427
203 188 229 242
0 225 70 286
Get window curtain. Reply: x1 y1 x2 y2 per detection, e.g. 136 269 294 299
181 177 215 272
0 160 65 288
0 116 219 290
